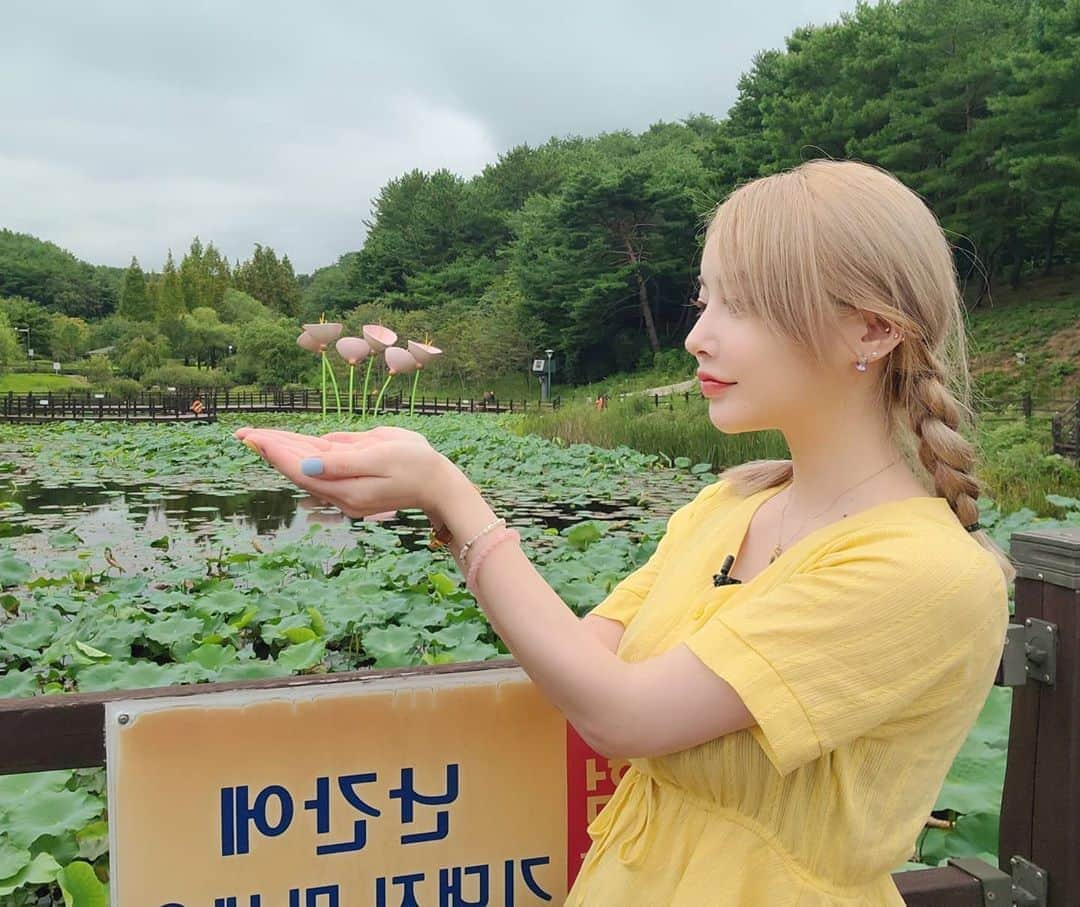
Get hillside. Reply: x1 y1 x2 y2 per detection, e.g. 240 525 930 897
0 229 122 318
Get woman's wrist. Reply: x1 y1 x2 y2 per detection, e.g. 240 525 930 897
425 454 500 563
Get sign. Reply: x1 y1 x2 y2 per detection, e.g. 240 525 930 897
531 359 547 372
52 361 61 373
106 665 625 906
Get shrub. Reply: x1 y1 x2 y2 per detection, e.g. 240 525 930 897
83 354 114 386
143 364 234 390
105 377 142 400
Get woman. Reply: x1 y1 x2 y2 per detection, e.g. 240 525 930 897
235 159 1013 905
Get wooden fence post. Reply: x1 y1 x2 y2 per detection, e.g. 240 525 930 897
1074 401 1080 462
993 526 1080 905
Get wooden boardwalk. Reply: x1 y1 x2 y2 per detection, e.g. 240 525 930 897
0 389 560 423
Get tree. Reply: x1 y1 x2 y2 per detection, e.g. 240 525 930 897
300 254 359 321
116 335 165 380
0 311 20 373
509 135 708 380
50 314 90 361
157 251 186 345
981 0 1080 278
83 353 113 385
179 236 206 313
177 307 235 368
217 288 273 324
203 243 231 312
230 317 313 386
0 229 118 318
234 244 301 316
178 236 232 313
0 296 53 358
347 169 503 309
118 257 152 321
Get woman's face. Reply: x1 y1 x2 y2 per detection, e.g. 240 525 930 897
684 233 852 436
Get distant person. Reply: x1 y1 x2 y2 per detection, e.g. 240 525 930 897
235 160 1012 905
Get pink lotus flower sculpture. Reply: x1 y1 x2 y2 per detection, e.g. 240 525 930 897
372 346 420 417
405 340 443 415
297 332 322 354
360 325 398 417
335 337 372 415
298 318 343 418
303 322 344 349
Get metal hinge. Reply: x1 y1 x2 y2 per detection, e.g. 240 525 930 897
1009 855 1049 907
1000 619 1057 687
947 856 1047 907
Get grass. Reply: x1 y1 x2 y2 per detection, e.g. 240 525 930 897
0 373 88 393
513 386 1080 518
966 275 1080 401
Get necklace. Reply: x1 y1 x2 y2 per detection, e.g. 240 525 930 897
769 456 904 563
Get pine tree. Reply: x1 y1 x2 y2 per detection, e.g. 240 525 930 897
118 257 152 321
179 236 206 312
157 250 185 322
235 244 301 316
203 243 231 312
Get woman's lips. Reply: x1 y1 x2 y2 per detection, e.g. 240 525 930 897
699 379 736 396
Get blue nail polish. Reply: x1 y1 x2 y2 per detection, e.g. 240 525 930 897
300 457 324 476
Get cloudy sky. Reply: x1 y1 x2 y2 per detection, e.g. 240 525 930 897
2 0 858 275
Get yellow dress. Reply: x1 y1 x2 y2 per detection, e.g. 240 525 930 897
565 478 1010 906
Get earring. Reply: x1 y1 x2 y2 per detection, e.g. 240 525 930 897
855 354 869 372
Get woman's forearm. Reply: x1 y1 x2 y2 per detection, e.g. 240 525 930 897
429 454 630 754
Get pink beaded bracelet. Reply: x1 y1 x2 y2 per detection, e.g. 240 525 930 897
465 527 520 594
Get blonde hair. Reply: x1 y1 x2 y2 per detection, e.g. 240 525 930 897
708 159 1015 584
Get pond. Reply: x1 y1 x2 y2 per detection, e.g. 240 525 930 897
0 415 1041 902
0 472 696 578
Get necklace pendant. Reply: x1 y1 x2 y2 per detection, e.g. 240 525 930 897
769 545 782 564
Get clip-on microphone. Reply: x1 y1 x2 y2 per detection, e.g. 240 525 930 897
713 554 742 586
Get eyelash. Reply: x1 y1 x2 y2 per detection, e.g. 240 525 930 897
689 279 707 316
690 295 737 317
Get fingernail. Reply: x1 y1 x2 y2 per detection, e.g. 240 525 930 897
301 457 324 476
241 438 262 456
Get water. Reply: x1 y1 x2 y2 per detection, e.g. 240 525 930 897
0 478 689 576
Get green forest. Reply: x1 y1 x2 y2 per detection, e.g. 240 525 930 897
1 0 1077 391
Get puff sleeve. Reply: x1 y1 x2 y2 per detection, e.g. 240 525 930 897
682 524 1010 777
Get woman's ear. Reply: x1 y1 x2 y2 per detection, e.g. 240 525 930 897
860 314 904 358
836 309 902 369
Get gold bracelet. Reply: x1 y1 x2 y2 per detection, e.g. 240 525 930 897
459 518 506 563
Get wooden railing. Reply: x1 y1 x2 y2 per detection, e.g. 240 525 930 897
0 389 562 422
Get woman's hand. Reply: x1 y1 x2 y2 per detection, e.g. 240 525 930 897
233 425 455 520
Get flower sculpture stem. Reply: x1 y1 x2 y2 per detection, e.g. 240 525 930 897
347 365 356 416
361 357 376 418
371 374 394 418
319 354 343 419
325 354 342 416
409 370 422 416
